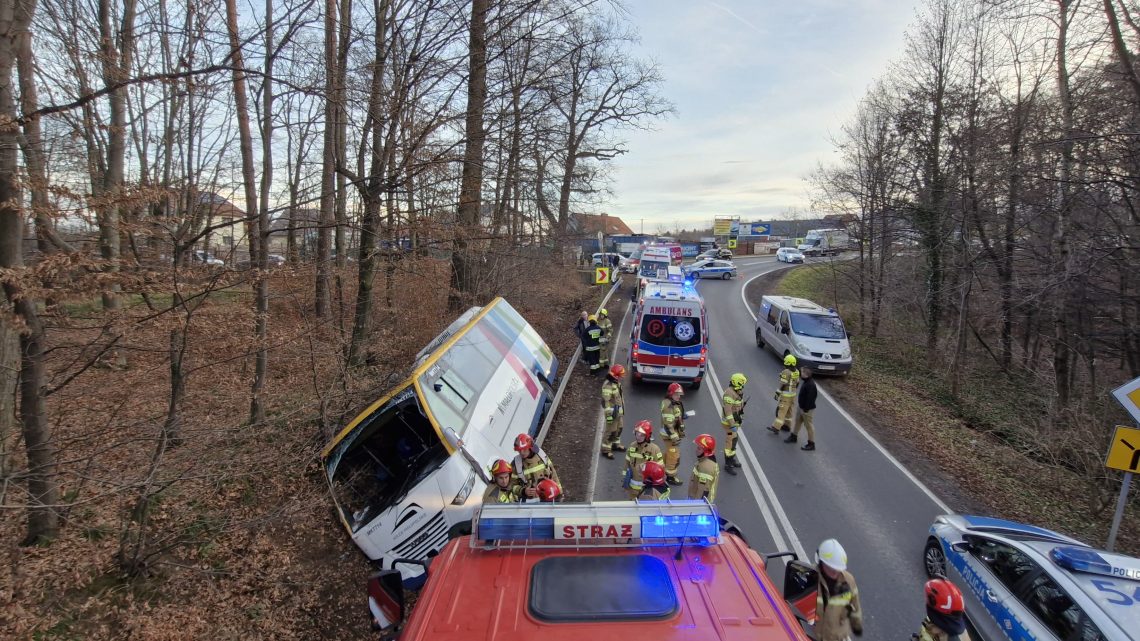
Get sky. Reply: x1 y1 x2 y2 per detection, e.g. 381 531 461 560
606 0 921 232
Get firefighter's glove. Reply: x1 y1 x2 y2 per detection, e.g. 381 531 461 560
773 392 780 401
851 619 863 637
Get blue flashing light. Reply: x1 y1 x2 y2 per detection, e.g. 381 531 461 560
1052 546 1140 581
478 517 554 541
640 513 718 539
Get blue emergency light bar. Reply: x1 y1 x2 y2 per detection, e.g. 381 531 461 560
1051 546 1140 581
474 500 720 545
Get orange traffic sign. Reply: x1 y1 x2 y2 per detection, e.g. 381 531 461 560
1106 425 1140 473
594 267 611 284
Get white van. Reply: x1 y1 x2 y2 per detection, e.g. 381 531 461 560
321 298 557 587
754 296 852 374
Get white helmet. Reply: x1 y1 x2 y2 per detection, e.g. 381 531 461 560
816 538 848 571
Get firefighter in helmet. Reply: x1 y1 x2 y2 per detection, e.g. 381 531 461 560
596 308 613 369
482 459 521 504
721 372 747 474
583 315 603 375
659 382 687 485
536 478 562 502
624 420 663 499
637 461 671 500
512 433 561 501
688 434 720 502
600 364 627 459
917 578 970 641
815 538 863 641
767 354 801 434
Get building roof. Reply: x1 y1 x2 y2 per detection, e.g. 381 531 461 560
195 192 246 219
570 213 634 236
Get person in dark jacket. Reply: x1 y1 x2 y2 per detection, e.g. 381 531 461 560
785 367 817 450
573 310 588 340
583 315 603 375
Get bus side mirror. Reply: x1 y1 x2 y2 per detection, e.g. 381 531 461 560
368 570 407 636
783 559 819 622
444 426 491 483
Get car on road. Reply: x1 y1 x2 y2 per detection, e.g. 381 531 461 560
191 250 224 267
683 258 737 280
698 248 734 261
776 247 805 263
368 501 821 640
923 514 1139 641
592 252 622 269
756 296 853 375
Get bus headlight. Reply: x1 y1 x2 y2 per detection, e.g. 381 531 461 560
453 470 477 505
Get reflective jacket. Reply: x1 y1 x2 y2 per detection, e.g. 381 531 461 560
625 441 663 489
602 379 624 421
660 398 684 440
639 483 670 500
721 387 744 427
777 366 801 398
687 456 719 502
482 481 520 504
917 618 970 641
816 570 863 641
597 316 613 343
584 324 602 352
513 449 560 491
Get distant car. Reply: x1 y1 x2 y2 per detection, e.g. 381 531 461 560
683 259 736 280
924 514 1139 641
266 253 286 267
776 248 805 263
714 248 733 260
698 248 733 260
592 252 622 268
191 250 224 267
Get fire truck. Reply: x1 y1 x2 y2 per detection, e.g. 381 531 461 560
367 501 820 640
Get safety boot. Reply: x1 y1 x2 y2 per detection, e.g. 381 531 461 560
611 443 626 452
667 475 683 486
601 450 614 460
724 456 738 475
801 441 816 451
784 433 798 443
766 425 780 434
731 455 743 468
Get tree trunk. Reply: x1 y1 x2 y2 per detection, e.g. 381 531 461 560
334 0 351 268
1052 0 1074 406
449 0 489 311
98 0 136 314
248 0 274 425
315 0 337 317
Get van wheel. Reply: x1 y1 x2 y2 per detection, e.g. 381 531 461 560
721 272 731 280
691 379 702 390
755 329 764 348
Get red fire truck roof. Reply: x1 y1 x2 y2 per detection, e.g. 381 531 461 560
386 502 815 641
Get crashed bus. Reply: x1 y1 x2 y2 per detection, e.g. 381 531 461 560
320 298 558 586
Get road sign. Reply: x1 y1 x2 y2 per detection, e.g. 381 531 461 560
1106 425 1140 473
727 238 738 249
1112 376 1140 425
594 267 611 285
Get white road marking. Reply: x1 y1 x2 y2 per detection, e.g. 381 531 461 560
705 362 809 562
738 266 953 514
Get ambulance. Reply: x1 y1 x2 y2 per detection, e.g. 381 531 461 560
367 501 820 641
630 280 708 389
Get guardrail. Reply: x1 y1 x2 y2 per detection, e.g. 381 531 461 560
536 278 622 446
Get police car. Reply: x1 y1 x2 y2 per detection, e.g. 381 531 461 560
368 501 821 640
683 258 737 280
923 514 1139 641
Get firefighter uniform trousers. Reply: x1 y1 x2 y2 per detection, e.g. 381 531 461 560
772 367 800 430
721 386 744 462
584 325 603 373
660 398 684 481
687 457 720 501
597 317 613 368
600 379 624 453
624 440 663 500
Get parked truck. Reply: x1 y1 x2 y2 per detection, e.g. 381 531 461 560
798 228 849 257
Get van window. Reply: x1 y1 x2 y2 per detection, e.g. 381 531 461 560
639 311 702 348
790 313 846 340
766 304 779 326
760 301 771 321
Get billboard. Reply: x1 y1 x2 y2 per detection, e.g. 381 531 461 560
713 218 734 235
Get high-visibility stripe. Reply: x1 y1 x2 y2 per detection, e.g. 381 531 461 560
694 471 714 483
724 448 736 456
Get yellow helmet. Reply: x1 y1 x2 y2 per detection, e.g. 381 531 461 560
600 308 608 317
729 373 747 389
783 354 797 367
587 314 597 323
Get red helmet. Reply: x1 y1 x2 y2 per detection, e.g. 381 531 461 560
642 461 666 486
536 478 561 502
609 364 626 379
666 382 684 397
634 420 653 439
694 433 716 457
925 578 965 615
514 433 534 453
489 459 512 476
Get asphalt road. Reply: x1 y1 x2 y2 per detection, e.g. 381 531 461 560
592 255 949 641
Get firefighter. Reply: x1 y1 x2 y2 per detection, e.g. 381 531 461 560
597 308 613 369
688 434 720 502
482 459 521 504
816 538 863 641
659 382 687 485
624 420 663 499
637 461 671 500
512 433 562 502
721 372 748 475
583 315 603 375
535 478 562 502
767 354 801 434
601 364 627 459
916 578 970 641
